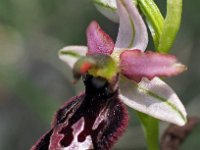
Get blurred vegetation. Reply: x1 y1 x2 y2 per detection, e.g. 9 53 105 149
0 0 199 149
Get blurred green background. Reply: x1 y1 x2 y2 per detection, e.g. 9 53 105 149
0 0 199 149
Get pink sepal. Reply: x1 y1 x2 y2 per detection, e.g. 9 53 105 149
120 50 187 82
87 21 114 55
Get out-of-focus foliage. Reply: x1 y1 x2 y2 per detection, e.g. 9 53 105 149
181 123 200 149
0 0 199 150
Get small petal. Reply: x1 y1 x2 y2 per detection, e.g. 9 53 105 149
59 46 88 68
119 76 187 126
115 0 148 51
120 50 187 82
87 21 114 55
93 0 119 22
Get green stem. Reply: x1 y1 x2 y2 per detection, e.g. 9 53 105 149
136 112 159 150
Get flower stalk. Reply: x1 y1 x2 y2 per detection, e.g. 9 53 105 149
137 112 159 150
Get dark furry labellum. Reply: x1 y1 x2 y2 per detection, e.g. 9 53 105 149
31 75 128 150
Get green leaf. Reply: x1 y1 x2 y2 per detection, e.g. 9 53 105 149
157 0 182 53
138 0 164 49
138 0 182 53
136 112 159 150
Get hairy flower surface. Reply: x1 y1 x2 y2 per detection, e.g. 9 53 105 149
32 74 128 150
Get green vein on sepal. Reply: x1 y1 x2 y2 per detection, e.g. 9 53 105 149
59 50 81 58
132 80 186 122
128 15 136 48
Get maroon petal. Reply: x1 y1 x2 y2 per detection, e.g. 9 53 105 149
120 50 187 82
31 75 128 150
87 21 114 55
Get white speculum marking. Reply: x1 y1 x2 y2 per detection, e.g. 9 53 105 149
63 117 93 150
92 107 108 130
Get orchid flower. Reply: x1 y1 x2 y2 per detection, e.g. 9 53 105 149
32 0 187 149
59 0 187 126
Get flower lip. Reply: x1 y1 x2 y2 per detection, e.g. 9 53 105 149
83 74 118 96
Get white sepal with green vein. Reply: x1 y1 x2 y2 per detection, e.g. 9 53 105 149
115 0 148 50
59 46 87 68
119 76 187 126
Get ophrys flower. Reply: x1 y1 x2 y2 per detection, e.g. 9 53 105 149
32 0 187 149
